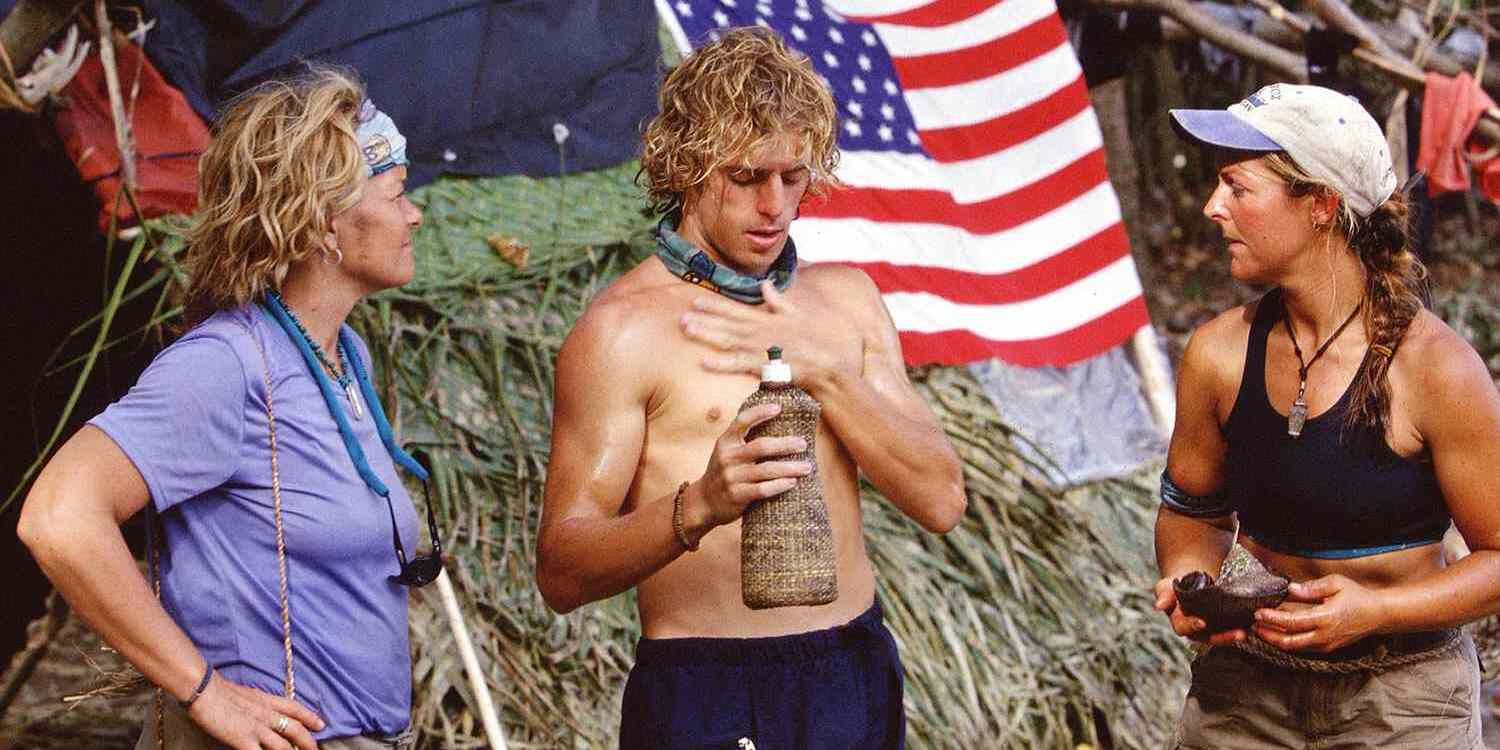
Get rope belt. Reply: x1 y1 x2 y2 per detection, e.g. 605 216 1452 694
1229 628 1461 674
1207 543 1462 674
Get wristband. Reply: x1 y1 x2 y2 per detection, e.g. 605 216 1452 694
672 481 699 552
178 663 214 710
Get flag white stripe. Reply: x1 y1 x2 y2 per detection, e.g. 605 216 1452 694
900 42 1081 131
834 106 1103 202
879 257 1143 339
869 0 1060 57
824 0 938 18
793 181 1122 272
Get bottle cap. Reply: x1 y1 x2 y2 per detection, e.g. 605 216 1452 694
761 346 791 383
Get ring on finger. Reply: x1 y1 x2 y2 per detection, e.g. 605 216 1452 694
273 715 290 734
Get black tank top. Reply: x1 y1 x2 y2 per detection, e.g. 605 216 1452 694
1223 289 1449 556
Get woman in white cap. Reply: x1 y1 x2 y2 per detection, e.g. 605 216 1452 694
1153 83 1500 747
19 65 434 749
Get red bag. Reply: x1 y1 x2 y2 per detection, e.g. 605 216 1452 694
51 36 209 233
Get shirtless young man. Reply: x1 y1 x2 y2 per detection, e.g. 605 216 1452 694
536 27 966 749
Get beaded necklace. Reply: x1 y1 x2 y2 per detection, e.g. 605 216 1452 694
267 291 365 420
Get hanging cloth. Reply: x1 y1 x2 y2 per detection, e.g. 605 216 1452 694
1415 71 1499 200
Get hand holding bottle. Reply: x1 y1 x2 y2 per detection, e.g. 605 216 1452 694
685 402 813 533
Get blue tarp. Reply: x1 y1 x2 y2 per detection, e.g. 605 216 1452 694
138 0 661 186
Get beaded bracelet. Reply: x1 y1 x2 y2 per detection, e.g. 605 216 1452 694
671 481 699 552
178 663 214 710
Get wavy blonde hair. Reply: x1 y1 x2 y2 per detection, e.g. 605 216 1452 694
639 26 841 217
181 64 367 326
1262 152 1428 444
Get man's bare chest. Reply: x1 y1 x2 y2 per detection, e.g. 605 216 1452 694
644 301 862 444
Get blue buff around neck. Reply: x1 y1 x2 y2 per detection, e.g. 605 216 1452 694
260 297 428 497
654 216 797 304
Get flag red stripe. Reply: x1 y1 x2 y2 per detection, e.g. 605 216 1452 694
842 0 995 27
888 15 1065 89
842 223 1130 303
897 297 1150 367
803 148 1108 234
915 77 1091 162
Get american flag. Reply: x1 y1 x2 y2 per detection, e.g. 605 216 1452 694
657 0 1151 367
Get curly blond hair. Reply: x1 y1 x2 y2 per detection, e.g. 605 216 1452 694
181 64 367 326
639 26 841 217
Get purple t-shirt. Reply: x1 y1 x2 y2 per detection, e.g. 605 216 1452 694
90 305 419 740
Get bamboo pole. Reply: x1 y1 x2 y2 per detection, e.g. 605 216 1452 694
435 569 508 750
1131 325 1177 437
93 0 135 190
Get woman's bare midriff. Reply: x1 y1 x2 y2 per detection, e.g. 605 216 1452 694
1242 534 1447 590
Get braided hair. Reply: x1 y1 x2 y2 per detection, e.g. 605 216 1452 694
1263 152 1428 441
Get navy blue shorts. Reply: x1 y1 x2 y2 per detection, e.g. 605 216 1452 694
619 602 905 749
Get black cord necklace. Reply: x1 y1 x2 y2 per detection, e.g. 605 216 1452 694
1281 299 1362 438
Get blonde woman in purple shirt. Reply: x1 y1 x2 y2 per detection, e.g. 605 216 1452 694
19 65 436 749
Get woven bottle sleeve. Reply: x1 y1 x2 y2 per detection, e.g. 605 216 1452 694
740 383 838 609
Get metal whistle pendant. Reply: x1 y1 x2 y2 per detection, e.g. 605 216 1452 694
1287 381 1308 438
346 381 365 421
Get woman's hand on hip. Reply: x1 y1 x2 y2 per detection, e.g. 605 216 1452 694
1153 575 1248 647
1251 574 1383 652
188 672 325 750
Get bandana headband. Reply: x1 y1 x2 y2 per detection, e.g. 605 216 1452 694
354 99 407 177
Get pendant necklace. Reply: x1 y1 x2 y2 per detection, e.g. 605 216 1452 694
1281 300 1362 438
335 342 366 421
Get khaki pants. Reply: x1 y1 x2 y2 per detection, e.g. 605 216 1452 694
1174 634 1482 750
135 695 416 750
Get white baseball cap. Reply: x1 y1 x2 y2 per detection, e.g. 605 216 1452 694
1170 83 1397 217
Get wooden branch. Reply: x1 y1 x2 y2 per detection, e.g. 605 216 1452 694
1398 0 1500 41
94 0 135 190
1304 0 1413 66
1093 0 1500 144
0 0 82 81
1159 3 1305 49
1375 18 1500 92
1257 0 1500 143
1242 0 1313 35
1092 0 1309 82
